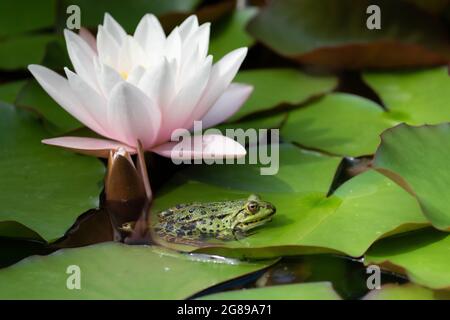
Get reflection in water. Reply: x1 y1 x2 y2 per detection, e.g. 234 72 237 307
254 255 407 299
329 156 374 195
0 238 51 268
51 208 114 249
185 253 243 265
191 255 407 300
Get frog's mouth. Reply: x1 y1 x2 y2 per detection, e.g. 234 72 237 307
233 209 276 232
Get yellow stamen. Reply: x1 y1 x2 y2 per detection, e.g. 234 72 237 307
120 71 128 80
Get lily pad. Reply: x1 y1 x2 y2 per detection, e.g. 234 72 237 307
0 35 58 70
281 93 396 157
152 167 427 258
363 67 450 125
374 123 450 230
247 0 450 69
198 282 341 300
0 104 104 241
0 243 272 299
176 143 342 194
0 0 56 37
217 113 287 132
15 79 82 134
0 81 25 104
209 7 258 60
365 228 450 290
363 283 450 300
231 69 337 121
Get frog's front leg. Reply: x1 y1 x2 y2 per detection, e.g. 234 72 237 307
233 229 258 241
229 229 249 241
215 230 235 241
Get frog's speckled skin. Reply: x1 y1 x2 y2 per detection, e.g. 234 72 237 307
154 194 276 241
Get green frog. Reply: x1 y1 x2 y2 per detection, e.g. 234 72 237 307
153 194 276 242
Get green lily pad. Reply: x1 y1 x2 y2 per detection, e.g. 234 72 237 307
0 81 25 104
198 282 341 300
0 0 56 37
15 79 82 134
231 69 337 121
0 104 104 241
363 283 450 300
374 123 450 230
0 243 272 299
363 67 450 125
217 113 287 132
153 167 427 258
365 228 450 290
247 0 450 69
209 7 258 60
0 221 43 240
281 93 397 157
0 34 58 70
39 39 72 71
176 144 342 194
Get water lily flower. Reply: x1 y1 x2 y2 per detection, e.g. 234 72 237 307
28 13 252 159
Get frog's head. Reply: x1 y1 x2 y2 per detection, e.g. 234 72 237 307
231 194 276 233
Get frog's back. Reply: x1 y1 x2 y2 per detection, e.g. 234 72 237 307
157 200 245 221
155 199 246 240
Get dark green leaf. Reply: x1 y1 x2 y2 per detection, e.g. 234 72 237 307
247 0 450 69
282 93 396 156
374 123 450 230
0 243 272 299
0 104 104 241
366 228 450 289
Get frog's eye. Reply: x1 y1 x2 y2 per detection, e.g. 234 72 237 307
247 202 259 213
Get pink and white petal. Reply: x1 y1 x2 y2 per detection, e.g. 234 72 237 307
196 23 210 58
138 58 176 108
64 68 111 137
152 134 246 160
178 25 210 86
200 83 253 128
97 25 120 69
178 15 199 41
160 56 212 138
103 13 127 45
190 47 248 123
64 29 98 90
42 136 135 158
108 82 161 149
178 46 203 87
79 27 97 53
134 13 165 58
64 29 96 62
28 65 106 136
94 58 123 97
165 27 182 63
137 58 164 100
118 36 146 72
182 23 210 59
127 65 146 86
